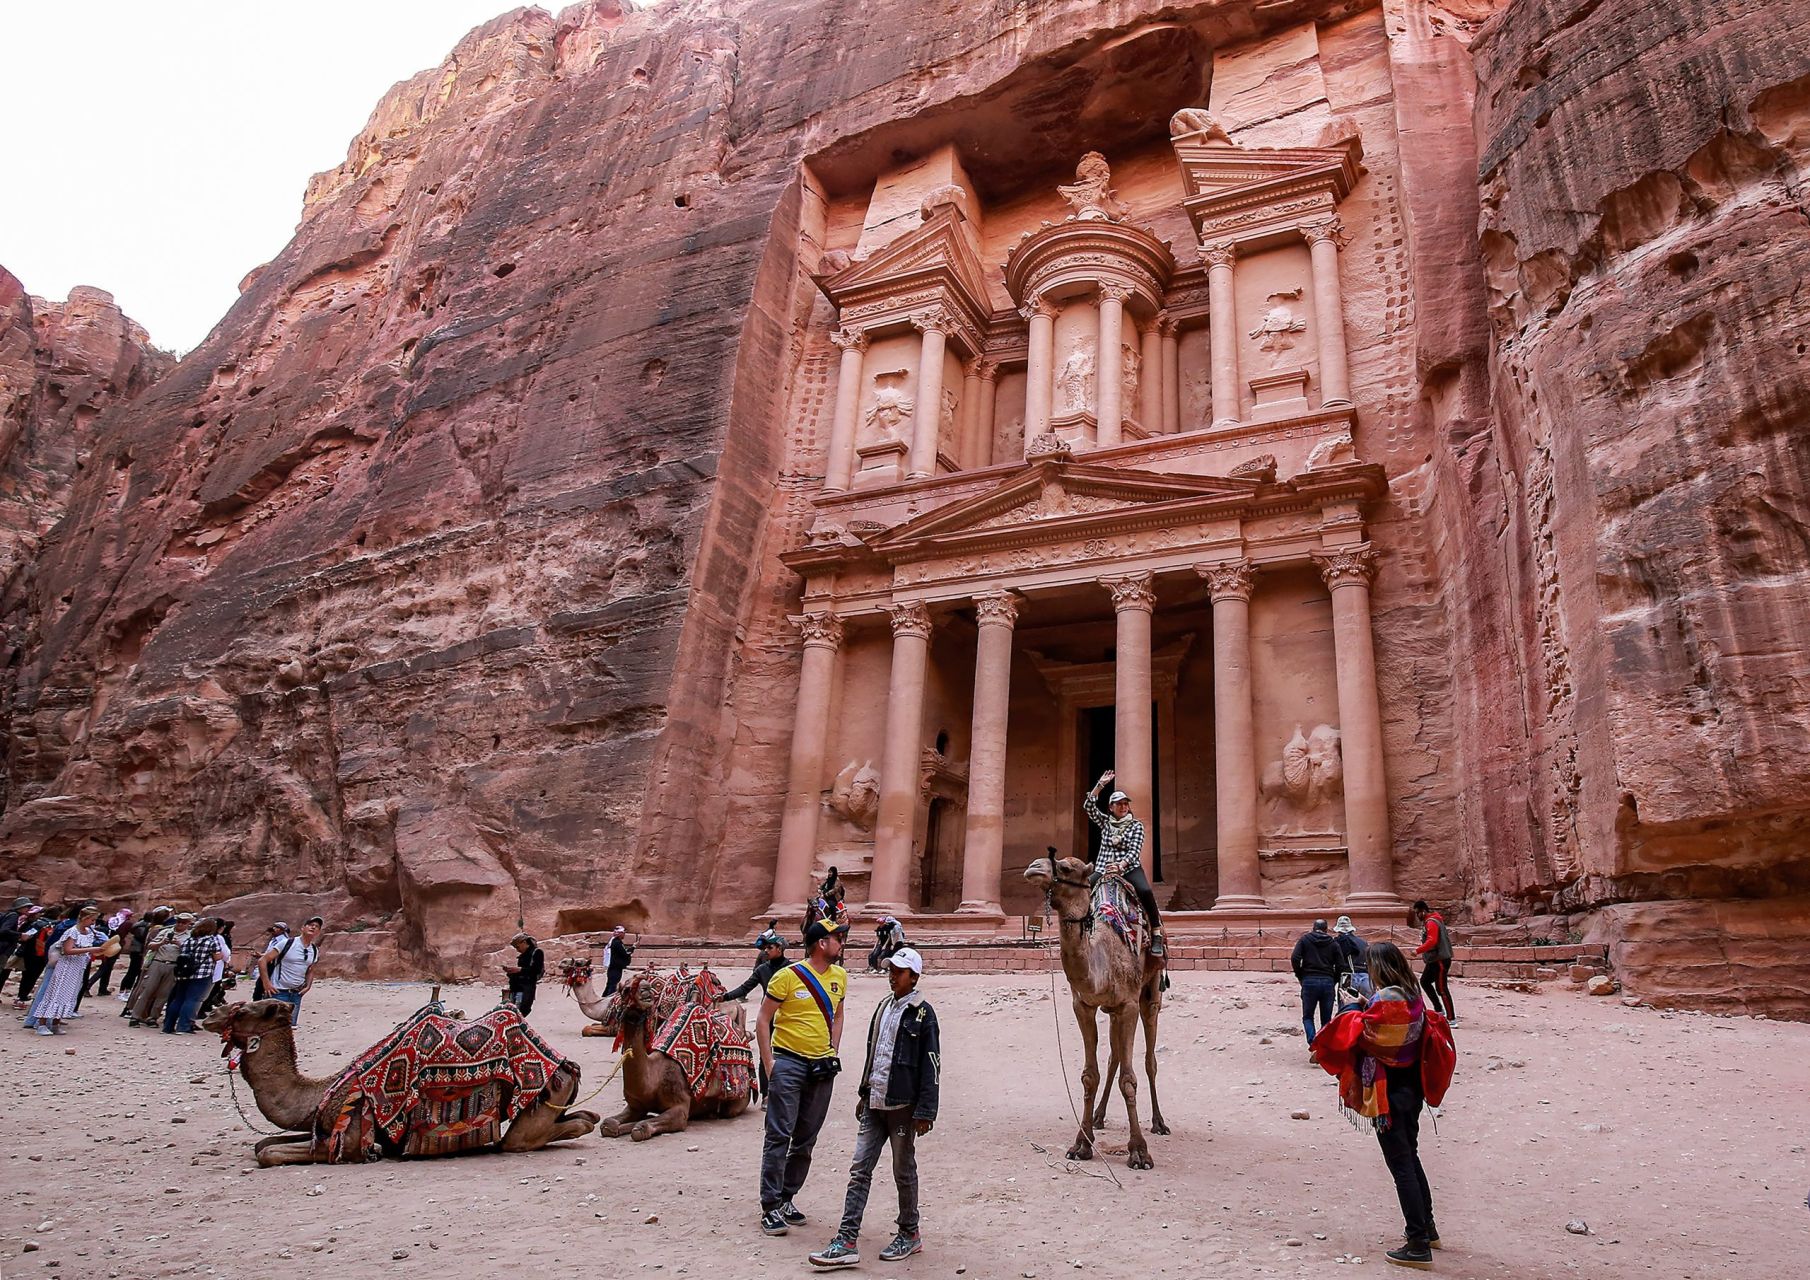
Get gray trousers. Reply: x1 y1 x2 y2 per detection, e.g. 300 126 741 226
760 1052 836 1211
127 960 176 1022
837 1105 919 1242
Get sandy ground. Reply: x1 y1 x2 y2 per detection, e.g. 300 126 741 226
2 968 1806 1279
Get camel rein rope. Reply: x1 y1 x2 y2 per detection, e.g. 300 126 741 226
223 1044 288 1137
1041 901 1124 1192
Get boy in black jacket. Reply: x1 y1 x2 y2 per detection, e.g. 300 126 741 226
807 948 940 1269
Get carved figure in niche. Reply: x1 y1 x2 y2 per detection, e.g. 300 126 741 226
826 760 881 831
1303 432 1357 471
1259 724 1344 832
1121 342 1142 414
1026 433 1072 461
939 387 958 447
1185 367 1213 423
1249 288 1307 359
1169 107 1234 145
1058 151 1127 221
861 370 914 446
1055 339 1097 415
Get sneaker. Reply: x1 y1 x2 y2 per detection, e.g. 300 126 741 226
778 1200 806 1226
878 1232 922 1262
808 1239 859 1268
759 1209 789 1237
1428 1226 1441 1250
1148 931 1167 958
1385 1244 1433 1269
34 1024 52 1037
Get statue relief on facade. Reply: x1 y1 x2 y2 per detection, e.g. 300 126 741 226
1121 341 1142 413
1304 431 1358 471
1055 339 1097 415
1249 288 1308 359
1168 107 1234 145
825 759 880 831
1259 724 1344 832
862 370 914 446
1057 151 1128 221
939 386 958 446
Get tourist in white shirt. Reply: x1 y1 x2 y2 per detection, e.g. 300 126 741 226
258 916 323 1025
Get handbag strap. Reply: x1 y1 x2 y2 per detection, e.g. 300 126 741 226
787 962 836 1032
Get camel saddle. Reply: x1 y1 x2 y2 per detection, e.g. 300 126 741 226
1090 871 1150 958
651 1001 755 1099
316 1002 574 1161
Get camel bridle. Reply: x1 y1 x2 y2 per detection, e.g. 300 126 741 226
1041 868 1096 930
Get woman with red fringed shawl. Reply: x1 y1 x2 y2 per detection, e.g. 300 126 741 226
1310 941 1456 1271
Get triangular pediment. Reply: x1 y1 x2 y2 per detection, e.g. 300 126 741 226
816 206 995 315
870 461 1261 548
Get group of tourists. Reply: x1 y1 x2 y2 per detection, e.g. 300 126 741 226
0 895 324 1037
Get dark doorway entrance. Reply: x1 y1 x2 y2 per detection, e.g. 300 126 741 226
1076 703 1162 880
922 796 964 912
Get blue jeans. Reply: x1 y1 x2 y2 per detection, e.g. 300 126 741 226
837 1105 919 1242
761 1051 836 1211
163 976 211 1033
269 990 304 1025
1300 975 1335 1043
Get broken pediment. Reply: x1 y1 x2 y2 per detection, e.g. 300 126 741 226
814 204 995 347
1174 138 1363 250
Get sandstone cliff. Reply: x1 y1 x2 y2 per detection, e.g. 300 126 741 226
1 0 1804 1010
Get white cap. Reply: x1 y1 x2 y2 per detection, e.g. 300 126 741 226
1108 791 1131 805
886 946 923 975
1334 915 1356 934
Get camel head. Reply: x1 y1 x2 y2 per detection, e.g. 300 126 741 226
1024 855 1094 913
201 999 297 1055
600 971 662 1037
558 956 594 990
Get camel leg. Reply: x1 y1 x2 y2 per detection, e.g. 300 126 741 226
628 1099 691 1142
1067 1000 1101 1162
1141 980 1169 1136
253 1132 314 1155
254 1136 327 1167
1093 1060 1118 1128
503 1099 598 1150
1111 1006 1152 1170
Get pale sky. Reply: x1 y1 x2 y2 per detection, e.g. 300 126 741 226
0 1 527 354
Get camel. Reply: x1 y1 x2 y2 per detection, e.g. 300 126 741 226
1024 855 1168 1169
559 958 747 1039
558 957 616 1035
202 999 599 1166
595 971 754 1141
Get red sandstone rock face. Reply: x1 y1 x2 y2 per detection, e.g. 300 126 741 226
0 0 1803 1009
1463 0 1810 991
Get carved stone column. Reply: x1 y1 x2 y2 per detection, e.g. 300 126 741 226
824 329 868 492
959 591 1018 915
1102 572 1156 872
957 358 984 470
1205 242 1239 425
1304 218 1353 409
1021 295 1058 454
1096 285 1128 449
974 360 1000 469
909 312 950 480
1139 314 1162 429
868 602 934 912
1159 313 1180 434
1199 561 1264 910
1314 545 1398 907
766 611 843 914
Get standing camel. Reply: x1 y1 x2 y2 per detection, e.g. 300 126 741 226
1024 855 1168 1169
202 999 599 1166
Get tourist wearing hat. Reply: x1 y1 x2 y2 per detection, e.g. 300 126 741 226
721 924 790 1102
0 896 32 997
1083 769 1167 957
116 907 172 1000
1333 915 1374 1004
807 946 939 1268
603 925 636 996
1291 917 1347 1047
756 916 848 1237
126 911 195 1026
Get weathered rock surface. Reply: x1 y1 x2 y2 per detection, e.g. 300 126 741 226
0 0 1803 1006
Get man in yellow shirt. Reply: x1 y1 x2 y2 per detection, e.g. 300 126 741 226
756 917 848 1236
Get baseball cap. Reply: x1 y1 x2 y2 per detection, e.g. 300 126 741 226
756 930 786 949
803 918 849 948
1333 915 1355 934
886 946 923 975
1108 791 1131 804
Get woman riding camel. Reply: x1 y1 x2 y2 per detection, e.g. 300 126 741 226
1083 770 1166 958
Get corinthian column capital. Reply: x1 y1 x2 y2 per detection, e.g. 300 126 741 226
1197 559 1256 602
1202 241 1237 269
887 601 933 639
1313 544 1377 589
1018 294 1060 323
830 327 869 352
911 308 954 336
1303 216 1348 249
1098 282 1134 305
973 590 1020 628
792 610 844 649
1100 571 1156 613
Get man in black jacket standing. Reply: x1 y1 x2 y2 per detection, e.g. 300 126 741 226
807 947 940 1269
1291 918 1346 1048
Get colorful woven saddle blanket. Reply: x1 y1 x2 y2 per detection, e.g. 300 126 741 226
1091 873 1146 956
316 1003 574 1162
652 1001 756 1099
645 967 728 1029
